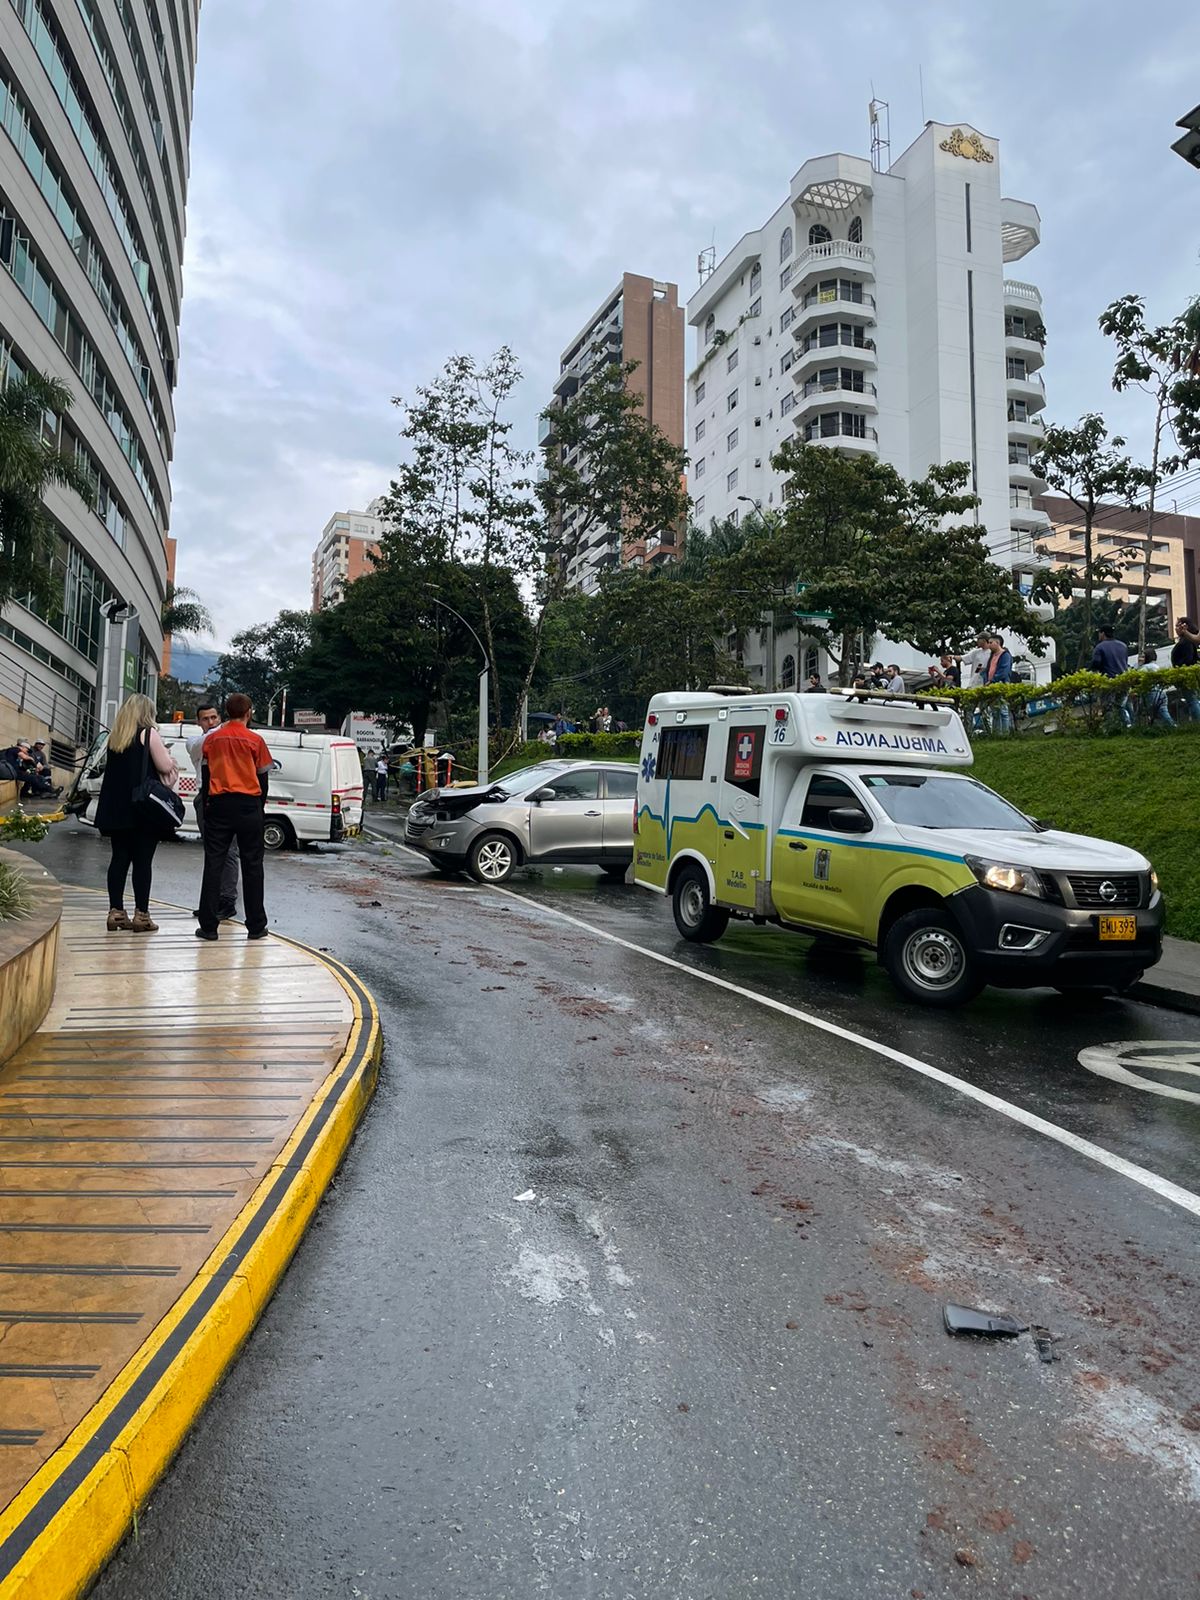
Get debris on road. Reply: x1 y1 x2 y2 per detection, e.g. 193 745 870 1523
513 1189 537 1203
1031 1325 1059 1363
944 1303 1028 1337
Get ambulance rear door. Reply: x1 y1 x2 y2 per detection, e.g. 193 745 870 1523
714 711 770 912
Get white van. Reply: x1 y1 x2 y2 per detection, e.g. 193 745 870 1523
72 723 364 850
635 688 1163 1007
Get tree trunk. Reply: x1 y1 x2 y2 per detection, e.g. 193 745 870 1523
838 629 855 687
1138 395 1165 661
1078 505 1095 670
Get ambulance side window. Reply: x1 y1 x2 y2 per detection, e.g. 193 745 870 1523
800 775 869 830
658 727 708 780
724 725 764 797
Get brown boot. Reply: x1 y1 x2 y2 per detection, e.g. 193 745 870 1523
130 910 159 933
107 909 132 931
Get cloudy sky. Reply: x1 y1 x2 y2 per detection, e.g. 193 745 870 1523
171 0 1200 645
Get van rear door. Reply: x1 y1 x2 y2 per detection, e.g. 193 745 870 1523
714 714 769 912
331 740 364 831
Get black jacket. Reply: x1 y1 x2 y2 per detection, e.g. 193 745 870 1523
94 728 153 836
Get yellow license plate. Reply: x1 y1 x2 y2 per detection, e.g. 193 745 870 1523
1099 915 1136 941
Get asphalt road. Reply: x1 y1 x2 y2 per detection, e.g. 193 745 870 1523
17 820 1200 1599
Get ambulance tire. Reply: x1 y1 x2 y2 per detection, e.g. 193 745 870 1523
672 866 730 944
883 907 983 1008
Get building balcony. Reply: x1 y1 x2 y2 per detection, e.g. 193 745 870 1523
794 375 878 415
1007 412 1045 444
793 290 876 332
1006 370 1046 412
801 417 879 454
791 239 875 288
794 331 877 372
1009 497 1051 532
1007 453 1048 493
1005 331 1045 373
1003 279 1042 309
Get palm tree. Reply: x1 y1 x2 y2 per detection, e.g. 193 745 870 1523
0 372 95 613
160 582 213 645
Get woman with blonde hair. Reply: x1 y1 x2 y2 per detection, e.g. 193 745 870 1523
93 693 178 931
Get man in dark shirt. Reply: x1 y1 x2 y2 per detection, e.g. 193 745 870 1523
1090 627 1132 727
1172 617 1200 721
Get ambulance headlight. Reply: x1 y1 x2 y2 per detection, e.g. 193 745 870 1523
965 856 1046 899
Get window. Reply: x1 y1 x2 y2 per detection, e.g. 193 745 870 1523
848 216 863 243
729 507 739 527
727 468 739 492
780 654 796 689
603 769 637 800
1006 316 1028 339
1007 357 1028 380
780 226 793 262
749 297 761 318
809 223 831 246
780 264 793 290
726 348 739 373
724 725 764 797
543 769 600 801
727 388 739 411
780 305 795 331
1009 444 1030 465
1009 400 1029 422
842 412 866 437
749 262 761 294
780 348 795 373
704 313 715 346
695 419 705 442
657 726 708 781
694 495 705 518
695 379 706 402
862 774 1032 832
727 428 739 451
695 457 705 480
799 774 868 830
780 390 795 416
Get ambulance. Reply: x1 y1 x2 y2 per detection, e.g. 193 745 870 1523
634 688 1163 1007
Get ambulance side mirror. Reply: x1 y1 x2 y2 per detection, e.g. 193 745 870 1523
827 807 871 834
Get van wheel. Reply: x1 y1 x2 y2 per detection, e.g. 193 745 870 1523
883 908 982 1007
263 819 292 852
468 833 518 884
672 866 730 943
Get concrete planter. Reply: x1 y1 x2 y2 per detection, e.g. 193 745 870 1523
0 845 61 1066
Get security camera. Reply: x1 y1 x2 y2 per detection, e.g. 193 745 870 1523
99 599 136 623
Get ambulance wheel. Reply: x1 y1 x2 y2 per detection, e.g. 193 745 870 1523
883 908 982 1007
672 866 730 943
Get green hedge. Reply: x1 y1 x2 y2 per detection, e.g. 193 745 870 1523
937 664 1200 734
555 730 641 757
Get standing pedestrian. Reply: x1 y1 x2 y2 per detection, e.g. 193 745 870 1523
1138 648 1174 727
1090 626 1132 729
885 665 905 693
94 693 179 933
374 752 389 802
939 653 962 687
804 672 827 693
985 634 1015 733
962 634 991 687
1171 617 1200 721
195 693 272 943
187 702 239 923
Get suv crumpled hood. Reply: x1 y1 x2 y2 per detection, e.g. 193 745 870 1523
412 784 506 819
894 825 1150 873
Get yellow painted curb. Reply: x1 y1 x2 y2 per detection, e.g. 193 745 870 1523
0 935 382 1600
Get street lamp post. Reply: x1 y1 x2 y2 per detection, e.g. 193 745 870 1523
737 496 777 690
426 592 491 786
97 599 137 734
266 685 290 727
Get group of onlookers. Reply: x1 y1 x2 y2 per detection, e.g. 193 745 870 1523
93 693 272 939
0 738 62 798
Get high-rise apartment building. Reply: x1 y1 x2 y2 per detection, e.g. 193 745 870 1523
1036 494 1200 632
311 504 384 611
0 0 201 749
686 120 1044 681
540 272 685 593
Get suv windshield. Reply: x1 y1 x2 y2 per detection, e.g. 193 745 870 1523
493 762 568 798
861 774 1034 832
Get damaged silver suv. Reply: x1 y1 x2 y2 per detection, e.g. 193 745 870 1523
404 760 636 883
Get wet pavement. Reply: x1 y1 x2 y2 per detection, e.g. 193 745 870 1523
15 821 1200 1598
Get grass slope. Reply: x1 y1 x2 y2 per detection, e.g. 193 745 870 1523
971 735 1199 941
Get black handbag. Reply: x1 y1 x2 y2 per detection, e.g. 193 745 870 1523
131 727 185 836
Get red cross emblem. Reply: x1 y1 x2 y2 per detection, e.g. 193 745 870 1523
732 729 757 780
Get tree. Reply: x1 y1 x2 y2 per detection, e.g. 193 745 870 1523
766 442 1041 683
1052 595 1168 672
210 609 316 721
160 583 213 646
375 349 539 724
0 372 94 613
1034 416 1144 667
1099 294 1200 655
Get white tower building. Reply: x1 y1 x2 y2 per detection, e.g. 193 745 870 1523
686 120 1045 685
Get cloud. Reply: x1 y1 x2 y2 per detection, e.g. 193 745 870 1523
170 0 1200 644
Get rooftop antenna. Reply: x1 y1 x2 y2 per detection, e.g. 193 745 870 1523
869 96 890 173
698 242 715 284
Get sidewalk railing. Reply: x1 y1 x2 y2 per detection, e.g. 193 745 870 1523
936 663 1200 736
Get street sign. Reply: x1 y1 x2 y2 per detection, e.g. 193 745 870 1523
793 580 832 623
122 651 137 692
292 708 325 727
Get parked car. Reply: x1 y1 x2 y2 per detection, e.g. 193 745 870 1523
404 759 636 883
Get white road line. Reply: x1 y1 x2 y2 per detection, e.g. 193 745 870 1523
486 885 1200 1224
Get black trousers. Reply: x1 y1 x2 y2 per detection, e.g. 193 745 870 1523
107 829 159 912
194 794 240 917
200 795 266 936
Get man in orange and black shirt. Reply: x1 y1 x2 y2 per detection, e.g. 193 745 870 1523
196 693 273 941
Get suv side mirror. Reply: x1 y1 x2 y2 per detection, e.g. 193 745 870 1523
530 787 557 803
827 807 871 834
